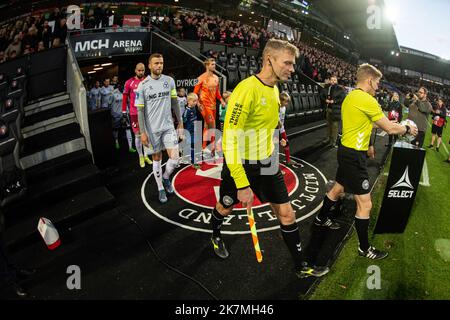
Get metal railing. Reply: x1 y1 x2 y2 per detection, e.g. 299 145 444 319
66 41 93 161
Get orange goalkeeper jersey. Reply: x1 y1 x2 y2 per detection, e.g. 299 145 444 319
193 72 222 109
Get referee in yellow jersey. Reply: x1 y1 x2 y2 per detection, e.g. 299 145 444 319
315 64 418 260
209 39 328 278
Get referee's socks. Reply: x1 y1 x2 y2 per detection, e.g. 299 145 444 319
317 194 338 221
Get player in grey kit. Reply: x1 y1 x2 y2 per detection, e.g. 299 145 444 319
136 53 184 203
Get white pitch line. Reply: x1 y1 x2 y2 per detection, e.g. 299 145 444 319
441 141 450 156
420 159 430 187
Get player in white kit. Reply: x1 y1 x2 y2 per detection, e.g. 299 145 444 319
136 53 184 203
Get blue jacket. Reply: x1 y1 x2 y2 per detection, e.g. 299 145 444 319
183 106 198 132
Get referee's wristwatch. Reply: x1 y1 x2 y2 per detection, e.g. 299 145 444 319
404 125 411 134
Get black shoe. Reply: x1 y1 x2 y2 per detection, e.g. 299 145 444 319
358 246 388 260
211 236 229 259
314 216 341 229
445 159 450 163
436 147 439 152
427 144 433 148
16 268 36 279
162 178 174 194
10 282 27 297
296 262 330 278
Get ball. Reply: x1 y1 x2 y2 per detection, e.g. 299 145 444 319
400 119 417 142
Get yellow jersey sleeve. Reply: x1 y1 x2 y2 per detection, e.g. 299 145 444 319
170 77 177 98
222 82 254 189
135 81 145 108
358 95 384 122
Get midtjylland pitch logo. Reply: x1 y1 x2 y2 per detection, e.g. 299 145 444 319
142 155 327 234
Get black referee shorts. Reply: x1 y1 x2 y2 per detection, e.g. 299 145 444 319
219 157 290 208
335 145 370 195
431 124 443 137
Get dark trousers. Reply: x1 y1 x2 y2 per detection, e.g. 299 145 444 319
412 131 425 148
388 134 397 145
0 236 16 285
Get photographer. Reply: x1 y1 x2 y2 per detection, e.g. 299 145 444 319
407 87 433 148
321 76 346 147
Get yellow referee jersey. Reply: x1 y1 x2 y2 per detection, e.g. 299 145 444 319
222 75 280 189
341 89 385 151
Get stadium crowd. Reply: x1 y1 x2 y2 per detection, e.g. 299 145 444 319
0 7 68 63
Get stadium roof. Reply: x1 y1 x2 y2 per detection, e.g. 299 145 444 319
310 0 399 60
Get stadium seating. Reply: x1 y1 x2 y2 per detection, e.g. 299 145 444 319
238 59 249 80
300 84 310 112
226 60 239 88
217 51 227 68
0 118 27 207
249 60 258 75
290 83 304 117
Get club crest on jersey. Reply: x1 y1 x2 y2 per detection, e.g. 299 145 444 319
141 155 327 234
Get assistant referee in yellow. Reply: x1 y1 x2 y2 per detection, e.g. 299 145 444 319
209 39 328 278
316 64 418 260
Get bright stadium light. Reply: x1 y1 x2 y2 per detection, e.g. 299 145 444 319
391 51 395 55
385 4 398 24
396 52 399 57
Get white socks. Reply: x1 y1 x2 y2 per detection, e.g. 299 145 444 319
135 136 143 157
163 158 178 180
153 160 164 191
126 129 133 149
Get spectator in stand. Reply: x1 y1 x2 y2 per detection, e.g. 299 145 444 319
4 34 21 58
37 41 45 52
160 16 171 34
53 18 67 43
182 16 198 40
94 4 104 29
38 20 53 49
102 4 113 28
49 7 63 22
8 50 18 60
51 37 61 48
22 26 39 52
84 9 96 29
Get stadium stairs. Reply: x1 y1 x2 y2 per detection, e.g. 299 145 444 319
3 91 116 252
